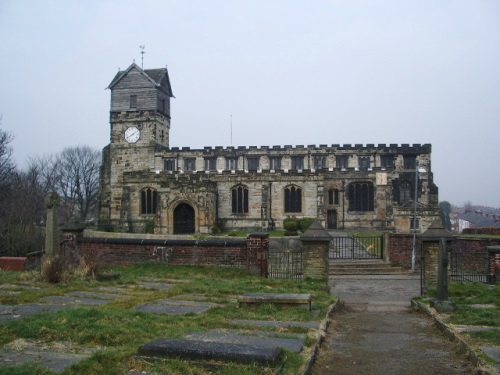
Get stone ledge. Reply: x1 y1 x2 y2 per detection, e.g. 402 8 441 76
238 293 312 311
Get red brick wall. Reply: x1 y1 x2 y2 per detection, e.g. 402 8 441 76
388 234 421 270
73 234 269 275
0 257 27 271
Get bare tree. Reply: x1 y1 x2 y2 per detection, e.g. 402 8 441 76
0 166 46 256
0 116 15 200
54 146 101 223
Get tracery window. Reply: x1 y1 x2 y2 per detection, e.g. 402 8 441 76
399 181 412 204
348 182 374 212
285 185 302 213
231 185 249 214
141 188 158 215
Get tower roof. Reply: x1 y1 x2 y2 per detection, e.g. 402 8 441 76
107 62 174 97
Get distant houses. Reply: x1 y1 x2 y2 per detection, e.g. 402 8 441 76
450 209 500 233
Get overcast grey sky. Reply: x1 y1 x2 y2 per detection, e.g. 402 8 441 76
1 1 499 207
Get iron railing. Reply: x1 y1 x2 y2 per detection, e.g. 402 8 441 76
450 249 493 284
268 251 303 281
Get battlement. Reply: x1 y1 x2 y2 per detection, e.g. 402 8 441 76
163 143 431 154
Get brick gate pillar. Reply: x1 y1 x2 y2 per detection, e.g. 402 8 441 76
300 221 331 282
247 233 269 277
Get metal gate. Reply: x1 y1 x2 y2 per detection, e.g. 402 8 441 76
329 235 383 260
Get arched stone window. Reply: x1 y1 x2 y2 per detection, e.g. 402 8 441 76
232 185 249 214
141 188 158 215
399 181 412 204
348 182 374 212
285 185 302 213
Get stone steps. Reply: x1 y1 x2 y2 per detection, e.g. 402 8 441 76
329 260 407 275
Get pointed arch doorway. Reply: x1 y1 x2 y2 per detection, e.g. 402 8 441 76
174 203 195 234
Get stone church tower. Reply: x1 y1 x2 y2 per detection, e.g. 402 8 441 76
98 63 440 235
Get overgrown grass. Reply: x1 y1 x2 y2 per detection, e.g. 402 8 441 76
422 282 500 348
0 264 334 374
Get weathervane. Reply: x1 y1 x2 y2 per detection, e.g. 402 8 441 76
139 45 145 69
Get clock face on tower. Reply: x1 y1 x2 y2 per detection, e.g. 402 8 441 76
124 126 140 143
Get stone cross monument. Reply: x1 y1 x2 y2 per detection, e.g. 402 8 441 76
44 192 60 259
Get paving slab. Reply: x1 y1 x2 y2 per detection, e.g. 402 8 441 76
39 296 111 306
481 347 500 362
137 338 282 366
0 303 75 322
454 325 500 333
230 319 320 329
67 291 128 300
134 299 216 315
0 340 96 373
184 330 304 353
139 282 173 290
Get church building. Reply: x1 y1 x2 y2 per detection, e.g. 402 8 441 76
97 63 440 234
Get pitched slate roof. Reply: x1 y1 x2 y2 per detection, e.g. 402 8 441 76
107 62 174 97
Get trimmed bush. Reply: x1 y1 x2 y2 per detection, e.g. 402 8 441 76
283 217 299 236
298 217 315 232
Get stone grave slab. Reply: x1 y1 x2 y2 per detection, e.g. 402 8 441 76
0 303 75 322
139 282 173 290
481 347 500 373
230 319 320 329
67 291 128 300
39 296 110 306
0 339 96 373
184 330 304 353
137 338 282 366
454 325 500 333
0 349 90 373
238 293 312 311
134 299 216 315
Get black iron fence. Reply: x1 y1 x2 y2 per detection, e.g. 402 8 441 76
268 251 303 281
329 235 383 259
450 249 493 284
